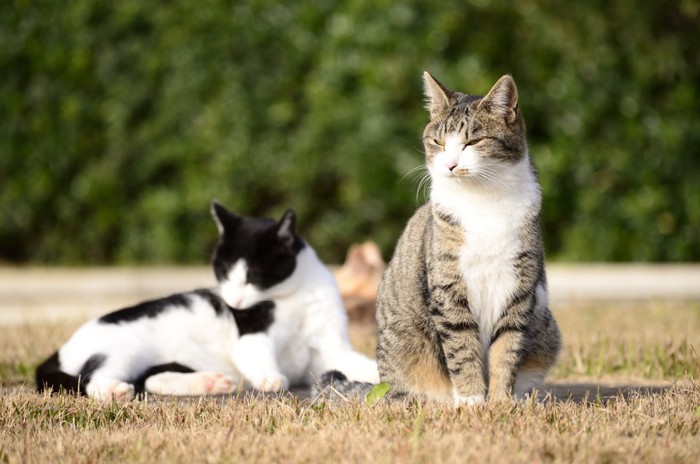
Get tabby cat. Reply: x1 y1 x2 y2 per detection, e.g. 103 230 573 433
317 73 560 405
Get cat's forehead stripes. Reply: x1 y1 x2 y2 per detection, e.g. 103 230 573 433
440 95 483 134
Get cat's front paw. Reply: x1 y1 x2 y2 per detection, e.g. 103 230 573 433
453 394 486 407
253 374 289 392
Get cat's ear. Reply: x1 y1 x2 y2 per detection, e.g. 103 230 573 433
276 209 297 248
423 71 454 117
479 75 519 124
211 200 241 235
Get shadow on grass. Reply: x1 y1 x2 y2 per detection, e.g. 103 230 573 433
5 382 673 405
539 382 671 404
292 383 673 405
292 382 673 405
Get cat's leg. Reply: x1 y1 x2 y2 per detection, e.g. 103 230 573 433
426 290 486 405
383 317 483 406
439 326 487 406
487 329 526 402
231 333 288 392
145 371 236 396
512 295 561 398
488 281 558 402
80 356 136 401
376 315 455 402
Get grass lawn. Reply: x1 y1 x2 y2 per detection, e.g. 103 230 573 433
1 301 698 463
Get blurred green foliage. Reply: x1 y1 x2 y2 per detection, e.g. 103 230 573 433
1 0 698 264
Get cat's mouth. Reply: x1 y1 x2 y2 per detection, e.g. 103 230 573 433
444 162 470 177
443 168 472 179
450 168 470 176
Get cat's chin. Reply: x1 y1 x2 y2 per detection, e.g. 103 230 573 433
441 171 504 187
227 299 262 310
220 294 243 308
222 295 263 310
434 172 475 184
220 283 266 309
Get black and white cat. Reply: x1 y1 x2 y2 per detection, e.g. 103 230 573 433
36 202 379 400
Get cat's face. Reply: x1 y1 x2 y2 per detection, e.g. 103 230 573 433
211 202 304 309
422 73 528 187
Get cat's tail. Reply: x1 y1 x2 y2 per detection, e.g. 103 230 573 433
35 351 85 395
311 370 374 402
311 370 408 404
35 352 106 396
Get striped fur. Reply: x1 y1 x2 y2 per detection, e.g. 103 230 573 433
374 73 561 405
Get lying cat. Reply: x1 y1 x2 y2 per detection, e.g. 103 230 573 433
316 73 561 405
36 202 379 400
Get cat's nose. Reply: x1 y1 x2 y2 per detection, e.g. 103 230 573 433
446 161 458 171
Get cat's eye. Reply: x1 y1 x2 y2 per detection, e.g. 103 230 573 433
466 138 484 146
433 138 444 147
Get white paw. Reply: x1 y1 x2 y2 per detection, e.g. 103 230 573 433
253 374 289 392
99 382 135 402
453 394 486 407
199 371 235 394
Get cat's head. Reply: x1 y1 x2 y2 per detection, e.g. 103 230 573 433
210 201 305 309
422 72 529 188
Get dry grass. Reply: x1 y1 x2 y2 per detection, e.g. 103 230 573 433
1 301 699 463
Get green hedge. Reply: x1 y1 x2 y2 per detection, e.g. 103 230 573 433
1 0 698 264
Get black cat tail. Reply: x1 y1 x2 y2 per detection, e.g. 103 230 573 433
35 352 105 396
36 352 80 395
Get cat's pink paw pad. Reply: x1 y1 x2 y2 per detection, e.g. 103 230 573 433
201 372 235 394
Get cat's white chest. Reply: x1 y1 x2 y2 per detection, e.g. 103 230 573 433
265 263 351 383
458 212 519 347
430 158 540 350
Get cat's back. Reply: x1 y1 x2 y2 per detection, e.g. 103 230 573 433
376 204 434 323
379 204 432 284
58 290 236 374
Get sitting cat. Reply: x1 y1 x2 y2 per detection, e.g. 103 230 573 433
36 202 379 400
316 73 561 405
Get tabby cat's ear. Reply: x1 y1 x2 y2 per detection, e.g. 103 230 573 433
211 201 241 235
480 75 519 124
423 71 454 117
277 209 297 247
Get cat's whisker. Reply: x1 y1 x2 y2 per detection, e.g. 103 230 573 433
411 144 426 154
399 164 429 183
399 164 431 205
475 174 506 190
415 172 432 204
472 167 510 190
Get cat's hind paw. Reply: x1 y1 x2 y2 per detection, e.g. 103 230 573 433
200 371 236 394
145 371 236 396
